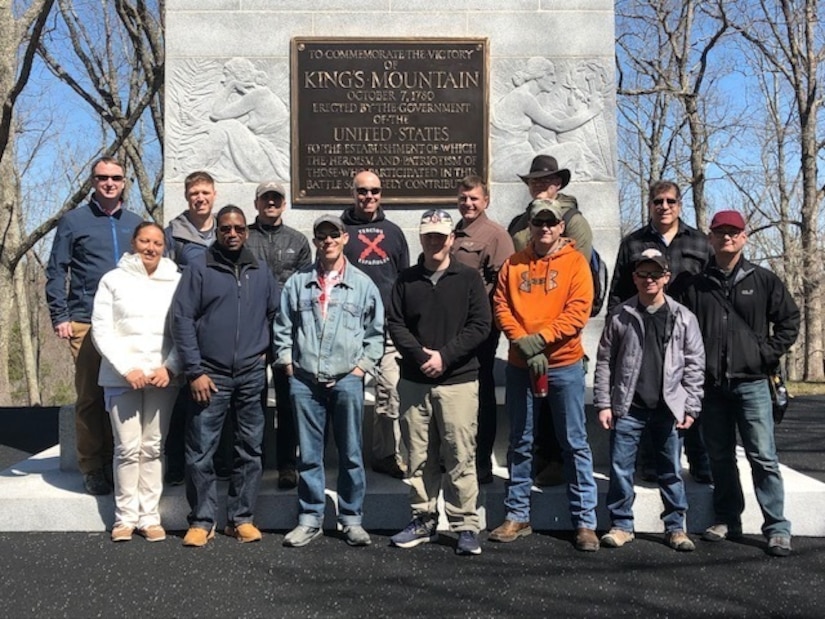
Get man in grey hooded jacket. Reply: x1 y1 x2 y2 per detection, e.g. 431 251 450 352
594 248 705 552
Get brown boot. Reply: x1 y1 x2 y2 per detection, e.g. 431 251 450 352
224 522 262 543
182 525 216 547
489 519 533 543
574 527 599 552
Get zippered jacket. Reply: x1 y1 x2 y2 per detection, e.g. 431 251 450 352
92 253 182 387
172 244 279 380
594 295 705 423
679 257 800 385
245 218 312 286
46 199 144 326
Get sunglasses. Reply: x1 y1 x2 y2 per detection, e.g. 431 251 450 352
94 174 124 182
711 228 743 239
218 225 247 234
652 197 679 206
530 218 560 228
356 187 381 196
634 270 667 280
314 230 343 241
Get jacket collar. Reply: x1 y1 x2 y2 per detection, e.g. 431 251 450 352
206 243 257 269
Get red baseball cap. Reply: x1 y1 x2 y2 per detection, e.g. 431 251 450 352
709 210 746 230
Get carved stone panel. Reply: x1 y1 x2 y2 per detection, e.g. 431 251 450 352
491 57 615 183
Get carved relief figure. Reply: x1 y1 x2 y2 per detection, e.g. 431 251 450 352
491 58 612 182
168 58 290 182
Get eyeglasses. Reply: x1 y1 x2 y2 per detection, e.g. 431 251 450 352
218 225 247 234
652 197 679 206
314 230 343 241
634 270 667 280
94 174 124 182
355 187 381 196
530 218 559 229
711 228 743 239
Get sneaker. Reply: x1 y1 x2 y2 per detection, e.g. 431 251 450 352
767 535 792 557
83 470 112 496
164 467 185 486
390 516 438 549
455 531 482 556
224 522 262 543
489 519 533 543
138 525 166 542
702 523 742 542
278 469 298 490
283 525 323 548
372 455 406 479
111 524 134 542
666 530 696 552
342 525 372 547
601 528 634 548
574 527 600 552
182 525 215 547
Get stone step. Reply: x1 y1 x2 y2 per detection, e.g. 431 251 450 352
2 443 824 536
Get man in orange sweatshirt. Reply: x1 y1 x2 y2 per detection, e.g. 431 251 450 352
490 198 599 552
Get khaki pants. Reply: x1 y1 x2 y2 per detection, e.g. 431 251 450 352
371 335 402 462
68 322 112 474
398 378 480 532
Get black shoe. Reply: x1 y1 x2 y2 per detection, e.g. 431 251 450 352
372 456 406 479
278 469 298 490
164 467 185 486
690 468 713 484
83 469 112 495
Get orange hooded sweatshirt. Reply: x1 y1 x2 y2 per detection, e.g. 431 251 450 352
493 238 593 369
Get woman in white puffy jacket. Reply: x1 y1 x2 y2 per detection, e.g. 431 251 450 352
92 222 181 543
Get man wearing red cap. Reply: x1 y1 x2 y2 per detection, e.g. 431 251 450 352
681 210 800 557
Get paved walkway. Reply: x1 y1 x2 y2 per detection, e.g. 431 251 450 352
0 397 824 617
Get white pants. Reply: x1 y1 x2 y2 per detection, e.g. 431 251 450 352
108 387 178 529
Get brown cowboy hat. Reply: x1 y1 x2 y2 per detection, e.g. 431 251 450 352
518 155 571 189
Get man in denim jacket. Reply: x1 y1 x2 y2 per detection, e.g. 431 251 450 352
274 215 384 548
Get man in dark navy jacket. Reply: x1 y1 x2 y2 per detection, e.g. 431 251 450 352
172 205 279 547
46 156 143 496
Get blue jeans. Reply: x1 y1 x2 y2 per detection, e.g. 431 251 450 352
701 380 790 538
607 406 688 533
504 361 597 528
290 372 366 527
185 360 265 529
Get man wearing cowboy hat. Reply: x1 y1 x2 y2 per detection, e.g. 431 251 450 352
507 154 593 262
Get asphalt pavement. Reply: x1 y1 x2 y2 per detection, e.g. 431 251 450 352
1 398 824 618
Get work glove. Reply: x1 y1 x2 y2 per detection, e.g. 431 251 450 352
514 333 546 359
526 353 549 377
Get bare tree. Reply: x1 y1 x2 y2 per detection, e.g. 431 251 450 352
616 0 730 229
0 0 56 404
720 0 825 381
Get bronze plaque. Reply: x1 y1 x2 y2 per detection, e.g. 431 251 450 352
291 38 489 205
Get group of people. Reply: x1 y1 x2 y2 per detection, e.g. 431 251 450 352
46 154 799 558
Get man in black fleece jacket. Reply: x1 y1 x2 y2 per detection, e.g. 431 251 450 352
387 209 490 556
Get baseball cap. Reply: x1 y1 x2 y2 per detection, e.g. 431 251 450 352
256 181 286 199
528 199 564 223
419 209 454 235
633 247 669 271
313 214 345 233
710 210 746 230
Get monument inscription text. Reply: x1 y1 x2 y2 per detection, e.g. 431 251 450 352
291 38 489 204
